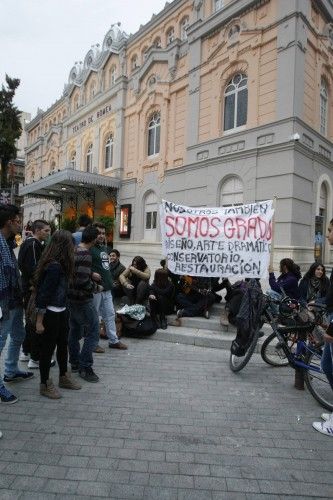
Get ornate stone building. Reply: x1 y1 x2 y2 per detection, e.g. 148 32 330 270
22 0 333 266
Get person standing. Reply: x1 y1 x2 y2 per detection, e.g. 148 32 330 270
0 204 33 404
91 223 127 350
18 219 51 368
312 220 333 437
35 230 81 398
68 225 102 382
72 214 92 246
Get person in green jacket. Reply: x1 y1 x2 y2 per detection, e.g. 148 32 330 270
91 223 127 350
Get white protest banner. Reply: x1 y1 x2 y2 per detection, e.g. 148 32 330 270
160 200 274 278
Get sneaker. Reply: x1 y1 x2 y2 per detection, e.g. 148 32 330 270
204 310 210 319
3 371 34 383
176 309 183 319
28 359 55 369
312 420 333 436
93 345 105 353
71 363 79 373
0 385 18 404
108 341 127 350
79 367 99 383
19 352 30 362
28 359 39 369
321 413 333 422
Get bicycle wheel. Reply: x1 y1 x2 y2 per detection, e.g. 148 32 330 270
229 327 261 372
304 350 333 411
261 332 295 367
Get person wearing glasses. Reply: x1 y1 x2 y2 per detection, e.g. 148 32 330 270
0 204 33 405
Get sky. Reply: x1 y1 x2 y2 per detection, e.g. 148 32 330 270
1 0 167 119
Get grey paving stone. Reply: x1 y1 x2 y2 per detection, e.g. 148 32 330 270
10 475 46 492
76 481 111 497
44 479 78 495
143 486 178 500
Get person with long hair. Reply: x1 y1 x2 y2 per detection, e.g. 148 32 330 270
299 262 329 304
149 268 175 329
119 256 150 305
268 258 301 300
35 230 81 399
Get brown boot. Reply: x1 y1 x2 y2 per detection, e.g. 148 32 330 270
40 379 61 399
59 372 81 390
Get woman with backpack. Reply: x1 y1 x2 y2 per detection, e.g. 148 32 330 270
34 230 81 399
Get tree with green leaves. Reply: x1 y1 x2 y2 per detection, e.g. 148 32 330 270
0 75 22 187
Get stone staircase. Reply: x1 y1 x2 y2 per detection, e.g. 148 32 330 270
151 302 237 349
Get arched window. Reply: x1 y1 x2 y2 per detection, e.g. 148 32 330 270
224 73 248 132
214 0 223 12
50 161 56 173
153 37 161 48
220 177 243 206
180 16 189 41
167 27 175 45
86 144 93 172
105 135 114 169
110 66 116 86
89 82 96 100
73 94 79 111
320 79 328 136
147 113 161 156
144 191 158 241
70 152 76 169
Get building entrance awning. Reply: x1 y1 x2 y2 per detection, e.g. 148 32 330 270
19 167 121 200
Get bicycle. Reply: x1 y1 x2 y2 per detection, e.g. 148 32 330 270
260 299 333 411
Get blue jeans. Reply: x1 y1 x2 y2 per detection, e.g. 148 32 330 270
321 342 333 391
0 307 26 385
68 300 99 370
93 291 118 345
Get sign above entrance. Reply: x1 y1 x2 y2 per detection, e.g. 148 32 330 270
71 104 112 135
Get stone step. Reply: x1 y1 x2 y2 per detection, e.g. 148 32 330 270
166 314 235 332
150 322 272 350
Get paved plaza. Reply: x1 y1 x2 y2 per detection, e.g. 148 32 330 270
0 338 333 499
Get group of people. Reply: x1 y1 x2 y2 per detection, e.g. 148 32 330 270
0 203 332 439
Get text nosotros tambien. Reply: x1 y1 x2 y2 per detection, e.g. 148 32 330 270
164 215 272 241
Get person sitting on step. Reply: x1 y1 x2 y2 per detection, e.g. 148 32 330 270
176 276 215 319
149 268 175 329
119 256 150 305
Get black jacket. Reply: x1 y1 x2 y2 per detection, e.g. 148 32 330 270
299 276 330 303
18 237 44 294
36 262 68 312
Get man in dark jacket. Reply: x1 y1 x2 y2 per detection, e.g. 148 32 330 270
68 225 102 383
18 219 51 367
0 204 33 405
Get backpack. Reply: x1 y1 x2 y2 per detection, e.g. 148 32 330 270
119 314 157 337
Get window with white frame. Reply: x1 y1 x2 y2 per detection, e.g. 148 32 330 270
147 113 161 156
167 27 175 45
86 144 93 172
180 17 189 41
105 135 114 169
110 66 116 86
320 79 328 136
144 191 158 240
224 73 248 132
220 176 243 206
214 0 223 11
70 152 76 169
